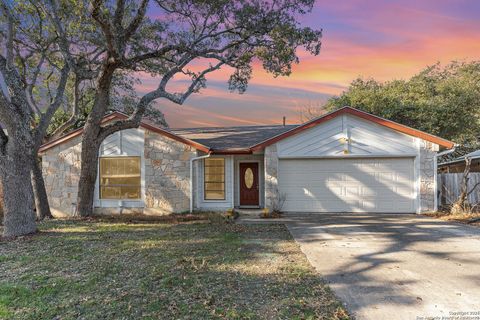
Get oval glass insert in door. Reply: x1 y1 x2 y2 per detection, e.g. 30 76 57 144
244 168 254 189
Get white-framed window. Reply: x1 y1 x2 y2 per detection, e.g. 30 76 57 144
99 156 141 200
204 158 225 200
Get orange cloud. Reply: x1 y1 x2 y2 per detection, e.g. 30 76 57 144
137 1 480 127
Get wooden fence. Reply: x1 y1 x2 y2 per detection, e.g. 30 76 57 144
438 173 480 206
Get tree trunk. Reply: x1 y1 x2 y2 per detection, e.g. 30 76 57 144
31 156 53 220
1 148 37 238
75 67 115 217
75 123 102 216
451 157 472 214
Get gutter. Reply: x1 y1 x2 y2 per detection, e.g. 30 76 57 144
434 145 457 211
437 155 480 167
189 152 212 213
436 146 458 167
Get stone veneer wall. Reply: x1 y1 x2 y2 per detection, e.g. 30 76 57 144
264 144 279 209
419 140 438 212
42 128 197 217
264 141 440 213
42 136 82 217
143 130 197 214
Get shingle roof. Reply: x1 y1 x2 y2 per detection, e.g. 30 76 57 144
171 124 298 151
439 148 480 166
40 107 455 154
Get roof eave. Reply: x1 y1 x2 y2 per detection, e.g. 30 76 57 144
210 149 253 155
438 155 480 167
251 106 455 151
38 111 210 154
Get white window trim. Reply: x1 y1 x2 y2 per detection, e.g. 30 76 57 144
203 157 226 201
94 130 145 208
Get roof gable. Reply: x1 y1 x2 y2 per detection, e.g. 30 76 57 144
277 113 419 158
38 112 210 153
251 107 454 150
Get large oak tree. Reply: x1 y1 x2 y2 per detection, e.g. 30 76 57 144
0 0 70 237
46 0 323 216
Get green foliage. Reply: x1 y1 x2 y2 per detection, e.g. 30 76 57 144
45 76 168 138
326 61 480 146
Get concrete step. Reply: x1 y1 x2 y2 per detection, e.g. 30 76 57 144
234 208 265 216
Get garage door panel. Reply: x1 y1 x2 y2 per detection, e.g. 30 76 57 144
278 158 415 213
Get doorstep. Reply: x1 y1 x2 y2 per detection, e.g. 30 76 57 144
235 209 287 224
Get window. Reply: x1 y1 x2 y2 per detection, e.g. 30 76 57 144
100 157 141 200
204 158 225 200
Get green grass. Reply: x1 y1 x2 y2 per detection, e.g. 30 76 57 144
0 214 349 319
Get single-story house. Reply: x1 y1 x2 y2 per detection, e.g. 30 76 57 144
39 107 454 216
438 149 480 173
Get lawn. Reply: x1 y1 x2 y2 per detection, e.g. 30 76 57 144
0 214 348 320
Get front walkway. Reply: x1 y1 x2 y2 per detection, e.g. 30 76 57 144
285 213 480 320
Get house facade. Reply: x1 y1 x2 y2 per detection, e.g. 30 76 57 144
39 107 454 216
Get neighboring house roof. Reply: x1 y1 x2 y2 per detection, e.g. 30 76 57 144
438 149 480 166
39 106 455 154
171 125 297 153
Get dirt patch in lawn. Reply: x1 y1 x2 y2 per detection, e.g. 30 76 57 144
0 215 349 319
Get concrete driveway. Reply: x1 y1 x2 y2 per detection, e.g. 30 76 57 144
286 213 480 320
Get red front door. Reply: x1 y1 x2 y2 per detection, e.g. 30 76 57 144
239 163 259 206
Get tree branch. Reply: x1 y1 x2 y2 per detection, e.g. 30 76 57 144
0 0 14 67
0 122 7 155
90 0 117 57
25 54 46 114
34 63 70 146
98 59 224 141
46 0 77 67
0 54 33 120
49 76 81 140
467 182 480 197
113 0 125 32
124 0 149 41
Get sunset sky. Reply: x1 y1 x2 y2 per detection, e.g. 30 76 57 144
140 0 480 128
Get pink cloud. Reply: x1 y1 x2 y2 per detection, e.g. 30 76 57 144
136 1 480 127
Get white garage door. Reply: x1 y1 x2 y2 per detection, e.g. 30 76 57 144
278 158 415 213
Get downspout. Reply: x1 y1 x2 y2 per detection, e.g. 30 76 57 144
190 152 212 213
434 145 457 212
230 155 235 209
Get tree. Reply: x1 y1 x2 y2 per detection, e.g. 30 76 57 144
46 74 168 140
450 157 480 214
297 100 327 123
324 61 480 146
46 0 322 216
0 1 70 236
